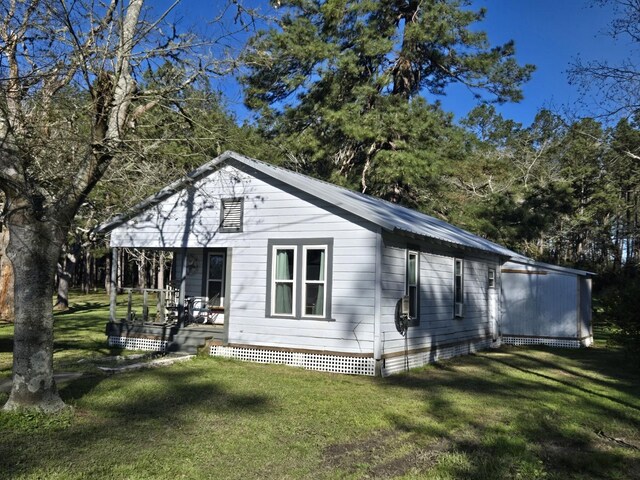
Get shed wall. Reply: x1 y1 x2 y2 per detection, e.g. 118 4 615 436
501 263 579 338
579 277 593 342
111 164 378 354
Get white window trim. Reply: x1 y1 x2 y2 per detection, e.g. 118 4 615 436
271 245 297 317
488 268 496 289
302 245 328 318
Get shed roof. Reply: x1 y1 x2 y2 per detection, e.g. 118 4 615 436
503 259 595 277
96 151 572 266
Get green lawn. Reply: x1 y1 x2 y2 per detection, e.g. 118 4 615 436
1 294 639 479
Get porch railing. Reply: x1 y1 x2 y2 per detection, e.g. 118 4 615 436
122 287 180 324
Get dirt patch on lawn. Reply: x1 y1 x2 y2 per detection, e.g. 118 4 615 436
322 430 450 478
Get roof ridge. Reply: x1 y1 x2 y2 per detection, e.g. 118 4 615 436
229 151 516 251
97 150 524 259
232 152 452 224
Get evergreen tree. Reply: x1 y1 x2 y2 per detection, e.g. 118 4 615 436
607 118 640 269
241 0 534 206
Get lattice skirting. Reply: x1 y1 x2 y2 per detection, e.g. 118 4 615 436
502 336 584 348
381 338 493 377
210 345 376 376
108 336 168 352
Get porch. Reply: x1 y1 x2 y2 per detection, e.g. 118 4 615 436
106 286 227 354
106 246 230 354
106 319 224 355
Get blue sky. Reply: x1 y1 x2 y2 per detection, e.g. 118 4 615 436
162 1 627 127
438 0 627 126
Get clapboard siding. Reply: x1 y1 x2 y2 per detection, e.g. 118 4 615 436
379 232 499 355
113 164 377 354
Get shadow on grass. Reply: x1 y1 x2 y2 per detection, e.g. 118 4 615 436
492 350 640 413
53 339 108 354
0 337 12 354
0 363 272 479
54 302 108 317
379 346 640 479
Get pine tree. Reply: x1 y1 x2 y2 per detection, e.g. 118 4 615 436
241 0 534 207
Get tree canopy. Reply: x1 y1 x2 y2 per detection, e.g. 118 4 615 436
0 0 255 412
241 0 534 204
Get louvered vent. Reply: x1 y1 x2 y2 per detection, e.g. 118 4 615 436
220 198 243 232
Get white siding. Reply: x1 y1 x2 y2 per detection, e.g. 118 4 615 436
111 165 377 353
579 277 593 340
501 261 579 338
379 233 499 356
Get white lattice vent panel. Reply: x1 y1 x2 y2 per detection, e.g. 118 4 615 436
210 346 376 376
502 336 580 349
108 336 167 352
381 338 492 377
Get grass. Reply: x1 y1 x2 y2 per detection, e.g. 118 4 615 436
0 292 166 380
0 294 639 479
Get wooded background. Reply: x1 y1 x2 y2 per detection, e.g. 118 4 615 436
2 0 639 354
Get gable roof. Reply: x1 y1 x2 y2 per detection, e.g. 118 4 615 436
96 151 535 262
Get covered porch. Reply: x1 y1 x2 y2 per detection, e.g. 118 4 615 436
106 246 231 354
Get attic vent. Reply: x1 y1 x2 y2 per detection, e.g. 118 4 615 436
220 198 243 232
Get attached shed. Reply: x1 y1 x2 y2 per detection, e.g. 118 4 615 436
500 260 594 348
97 151 593 376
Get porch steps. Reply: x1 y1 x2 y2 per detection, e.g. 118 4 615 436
167 328 219 354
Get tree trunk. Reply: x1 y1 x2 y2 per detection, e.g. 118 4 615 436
151 251 157 289
117 248 124 293
137 250 147 290
55 248 76 311
105 254 111 294
0 228 14 322
3 206 66 412
82 250 91 294
90 253 97 292
157 251 165 290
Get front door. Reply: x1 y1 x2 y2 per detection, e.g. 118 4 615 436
205 251 226 324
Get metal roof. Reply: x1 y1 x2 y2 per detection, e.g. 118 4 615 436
503 259 595 277
96 151 562 263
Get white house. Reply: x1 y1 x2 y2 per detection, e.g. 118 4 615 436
98 151 593 376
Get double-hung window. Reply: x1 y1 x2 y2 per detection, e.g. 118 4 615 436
272 246 296 315
454 258 464 317
406 250 419 323
303 246 327 317
267 239 333 319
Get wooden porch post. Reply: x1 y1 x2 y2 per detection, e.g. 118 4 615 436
109 247 118 322
178 249 188 323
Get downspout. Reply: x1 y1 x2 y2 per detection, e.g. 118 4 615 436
109 247 118 322
373 227 383 375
